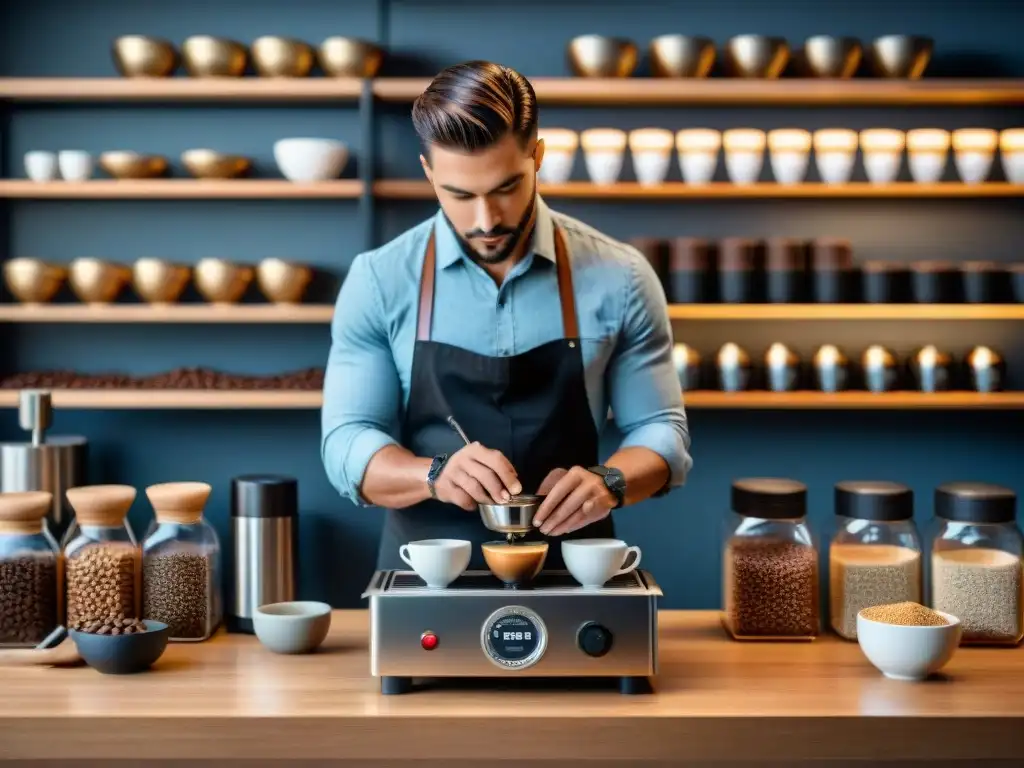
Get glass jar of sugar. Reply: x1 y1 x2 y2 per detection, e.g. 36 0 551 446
829 481 922 641
930 482 1022 646
722 478 819 641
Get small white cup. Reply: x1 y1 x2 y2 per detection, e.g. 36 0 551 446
906 129 950 183
538 128 578 184
581 128 627 185
952 128 998 185
562 538 642 588
999 129 1024 183
628 128 673 186
812 129 858 185
676 129 721 186
24 151 58 182
722 129 766 185
398 538 471 589
58 150 94 181
767 128 811 185
860 129 905 185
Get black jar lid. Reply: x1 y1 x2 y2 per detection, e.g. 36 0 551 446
731 478 807 519
935 482 1017 524
835 480 913 521
231 474 298 518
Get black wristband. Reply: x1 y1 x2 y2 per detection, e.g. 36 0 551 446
426 454 448 499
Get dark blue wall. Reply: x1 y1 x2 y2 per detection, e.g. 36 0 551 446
1 0 1022 610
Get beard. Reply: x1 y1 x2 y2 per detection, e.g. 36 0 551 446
445 185 537 266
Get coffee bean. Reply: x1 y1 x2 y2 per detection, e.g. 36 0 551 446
725 538 819 638
1 368 326 391
0 555 59 646
65 542 140 627
143 551 212 640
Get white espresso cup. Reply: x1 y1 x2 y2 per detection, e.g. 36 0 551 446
58 150 94 181
562 538 642 588
398 538 471 589
24 151 58 182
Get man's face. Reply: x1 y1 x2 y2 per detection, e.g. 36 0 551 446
420 133 545 265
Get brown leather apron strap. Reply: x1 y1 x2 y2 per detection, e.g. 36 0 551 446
415 223 579 342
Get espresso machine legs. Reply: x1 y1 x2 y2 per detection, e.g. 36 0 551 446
619 676 653 695
381 676 413 695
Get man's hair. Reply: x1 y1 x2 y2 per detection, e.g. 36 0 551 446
412 61 538 155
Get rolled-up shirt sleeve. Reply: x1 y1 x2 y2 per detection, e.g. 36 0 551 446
607 255 693 489
320 253 401 506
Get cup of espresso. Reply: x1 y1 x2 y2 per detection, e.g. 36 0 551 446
398 539 471 588
562 538 642 588
481 541 548 588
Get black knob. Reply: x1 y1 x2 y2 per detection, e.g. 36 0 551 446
577 622 613 657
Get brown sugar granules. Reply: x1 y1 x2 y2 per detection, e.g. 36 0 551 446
860 601 948 626
724 538 819 638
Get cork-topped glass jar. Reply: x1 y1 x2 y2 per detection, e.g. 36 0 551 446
930 482 1022 646
829 481 922 641
142 482 222 641
722 478 820 641
0 491 61 647
61 485 141 631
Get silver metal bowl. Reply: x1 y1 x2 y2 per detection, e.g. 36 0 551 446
801 35 862 78
649 34 715 78
870 35 933 79
567 35 638 78
725 34 790 78
478 495 544 535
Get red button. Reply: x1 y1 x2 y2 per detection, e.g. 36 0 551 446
420 631 438 650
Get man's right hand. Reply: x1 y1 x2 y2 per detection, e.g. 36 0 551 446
434 442 521 510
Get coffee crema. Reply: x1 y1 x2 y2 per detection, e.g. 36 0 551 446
482 542 548 587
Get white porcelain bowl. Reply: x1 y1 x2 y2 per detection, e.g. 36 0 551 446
273 138 348 182
253 601 332 654
856 609 962 681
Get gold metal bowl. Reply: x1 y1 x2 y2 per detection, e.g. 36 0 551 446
869 35 933 79
649 35 715 78
112 35 178 77
317 37 384 77
567 35 638 78
181 35 248 77
725 34 790 78
3 258 67 304
68 258 132 305
194 258 254 304
132 258 191 304
256 258 313 304
99 151 169 180
251 36 314 77
182 149 252 179
800 35 862 78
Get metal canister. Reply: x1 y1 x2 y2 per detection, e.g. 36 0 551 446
0 390 87 539
227 474 298 634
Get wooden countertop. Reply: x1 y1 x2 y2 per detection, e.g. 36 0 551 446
0 610 1021 763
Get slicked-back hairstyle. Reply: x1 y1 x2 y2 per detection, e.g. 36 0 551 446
412 61 538 157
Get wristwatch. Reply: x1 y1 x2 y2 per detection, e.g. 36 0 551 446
588 465 626 509
426 454 448 500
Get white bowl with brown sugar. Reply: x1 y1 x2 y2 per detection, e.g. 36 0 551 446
856 602 962 681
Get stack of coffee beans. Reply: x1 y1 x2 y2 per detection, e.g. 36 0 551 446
0 554 59 645
65 542 140 627
0 367 325 391
143 550 212 639
73 617 149 635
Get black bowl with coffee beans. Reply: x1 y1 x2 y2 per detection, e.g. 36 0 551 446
69 618 169 675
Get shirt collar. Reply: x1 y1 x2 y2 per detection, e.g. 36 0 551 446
433 195 556 270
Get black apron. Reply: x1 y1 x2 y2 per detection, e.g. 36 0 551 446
375 222 615 571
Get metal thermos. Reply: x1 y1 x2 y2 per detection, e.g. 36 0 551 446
0 389 87 539
228 474 298 634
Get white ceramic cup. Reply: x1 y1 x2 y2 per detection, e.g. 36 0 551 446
767 129 811 185
581 128 627 185
676 129 721 186
722 129 766 185
58 150 93 181
538 128 579 184
398 539 471 589
906 129 950 184
860 129 905 185
628 128 674 186
999 129 1024 183
952 129 998 185
24 151 58 182
813 129 858 185
562 538 642 588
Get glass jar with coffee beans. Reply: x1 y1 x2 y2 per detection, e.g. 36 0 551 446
722 478 820 641
0 491 61 647
142 482 222 641
61 485 141 630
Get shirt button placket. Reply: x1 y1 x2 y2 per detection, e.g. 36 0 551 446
497 292 511 356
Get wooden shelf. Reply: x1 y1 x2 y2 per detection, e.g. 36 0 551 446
0 389 1020 410
0 179 364 199
0 304 335 323
375 180 1024 200
0 77 365 102
373 77 1024 105
667 304 1024 321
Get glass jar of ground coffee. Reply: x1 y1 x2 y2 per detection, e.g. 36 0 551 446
0 491 61 647
142 482 222 642
829 481 922 641
722 478 819 640
930 482 1022 646
62 485 141 630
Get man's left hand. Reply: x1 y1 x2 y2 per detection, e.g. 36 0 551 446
533 466 616 537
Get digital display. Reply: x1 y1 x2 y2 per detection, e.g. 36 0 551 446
488 613 541 666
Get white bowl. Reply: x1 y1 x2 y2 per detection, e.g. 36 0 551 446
856 609 962 681
253 601 332 654
273 138 348 182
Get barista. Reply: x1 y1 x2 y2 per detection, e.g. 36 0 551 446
321 60 692 570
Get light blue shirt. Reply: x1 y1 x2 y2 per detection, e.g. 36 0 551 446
320 196 692 506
